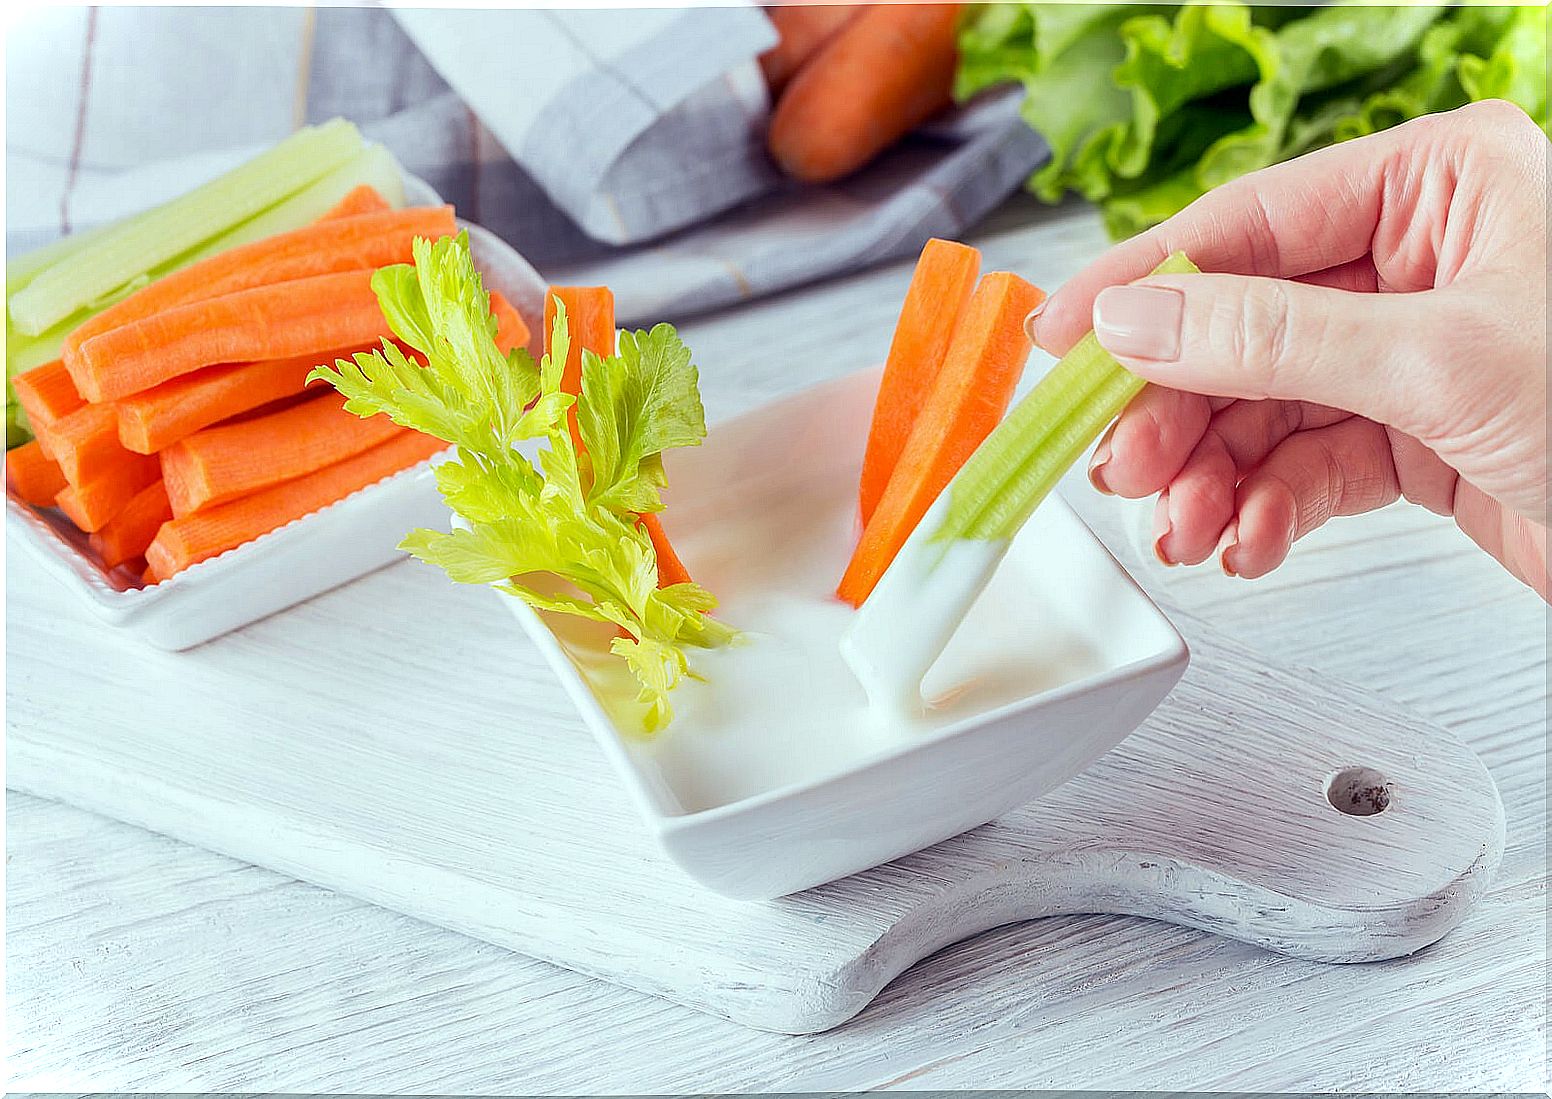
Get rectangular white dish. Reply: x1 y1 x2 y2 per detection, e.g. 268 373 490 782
503 367 1190 899
6 175 549 650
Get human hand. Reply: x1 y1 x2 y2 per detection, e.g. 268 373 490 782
1030 99 1549 600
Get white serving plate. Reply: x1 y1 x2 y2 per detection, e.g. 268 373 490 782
502 367 1190 899
6 175 548 650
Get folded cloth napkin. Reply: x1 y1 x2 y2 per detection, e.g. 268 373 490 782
6 6 1048 324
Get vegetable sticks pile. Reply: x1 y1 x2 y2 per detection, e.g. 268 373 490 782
6 174 529 586
837 238 1045 605
6 119 406 446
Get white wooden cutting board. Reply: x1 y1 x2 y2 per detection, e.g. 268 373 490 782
4 511 1505 1034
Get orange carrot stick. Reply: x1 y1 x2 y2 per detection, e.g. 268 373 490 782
160 392 405 517
54 452 161 532
114 294 524 455
640 513 693 586
319 184 391 220
89 480 172 568
115 344 372 455
144 429 446 580
5 440 68 507
32 402 132 486
544 286 615 452
11 359 85 430
72 270 393 402
759 4 864 96
60 205 455 377
543 285 695 588
490 290 531 357
768 3 960 184
837 271 1045 606
858 238 980 524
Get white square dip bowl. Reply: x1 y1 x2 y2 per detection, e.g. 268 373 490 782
502 366 1189 900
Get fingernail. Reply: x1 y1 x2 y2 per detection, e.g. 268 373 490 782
1093 285 1184 361
1022 300 1047 343
1151 492 1174 566
1089 436 1114 494
1217 519 1241 577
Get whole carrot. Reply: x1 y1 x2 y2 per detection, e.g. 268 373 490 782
759 4 863 97
72 270 392 402
768 3 961 184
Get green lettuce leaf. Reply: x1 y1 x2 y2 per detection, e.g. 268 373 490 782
958 2 1550 238
309 231 734 732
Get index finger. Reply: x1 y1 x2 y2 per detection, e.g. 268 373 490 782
1031 121 1406 356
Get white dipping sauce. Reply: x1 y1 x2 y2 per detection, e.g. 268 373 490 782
542 468 1109 815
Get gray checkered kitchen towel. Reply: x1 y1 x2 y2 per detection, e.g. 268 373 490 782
6 5 1048 324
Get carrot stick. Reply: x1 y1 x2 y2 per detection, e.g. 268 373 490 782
145 429 446 579
543 286 695 588
54 452 160 532
60 205 454 377
490 290 531 357
72 270 393 401
160 392 405 517
5 439 68 507
11 359 85 430
858 238 981 524
641 513 693 586
114 344 371 455
113 294 522 455
836 271 1045 606
544 286 615 452
759 4 863 96
89 480 172 568
768 3 960 184
319 184 390 220
32 402 132 486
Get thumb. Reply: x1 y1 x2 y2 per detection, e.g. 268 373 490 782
1090 273 1438 432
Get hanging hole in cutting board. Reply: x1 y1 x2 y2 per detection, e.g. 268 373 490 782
1326 766 1393 816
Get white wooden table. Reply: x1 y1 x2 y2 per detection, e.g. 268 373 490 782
6 200 1546 1092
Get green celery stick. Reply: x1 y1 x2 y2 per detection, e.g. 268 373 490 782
7 210 142 294
8 118 364 335
8 399 31 447
968 364 1146 539
939 250 1200 543
189 143 406 261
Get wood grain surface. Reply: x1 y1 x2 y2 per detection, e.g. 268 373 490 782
6 200 1546 1091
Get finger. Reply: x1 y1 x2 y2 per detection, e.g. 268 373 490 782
1453 478 1551 601
1090 385 1212 498
1154 431 1238 566
1032 129 1403 355
1296 254 1380 294
1089 272 1441 436
1203 398 1352 474
1224 417 1401 579
1386 429 1460 516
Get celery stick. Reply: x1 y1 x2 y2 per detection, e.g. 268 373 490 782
939 250 1200 543
8 118 364 335
842 251 1201 717
7 210 140 294
8 399 31 447
191 143 406 261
